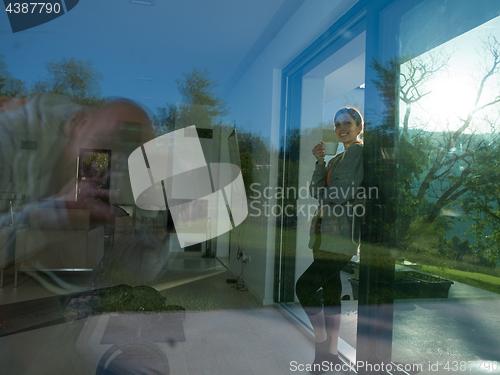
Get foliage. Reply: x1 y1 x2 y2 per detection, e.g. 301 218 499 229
153 67 228 135
153 68 271 194
236 129 271 193
0 55 27 97
93 285 176 313
371 36 500 253
82 151 110 189
459 142 500 263
64 285 184 322
31 57 106 107
153 103 178 135
176 68 228 118
277 127 302 191
441 234 472 261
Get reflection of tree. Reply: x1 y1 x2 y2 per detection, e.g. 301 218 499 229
0 77 26 98
153 104 178 135
444 234 472 261
278 127 301 190
372 36 500 253
154 68 271 194
1 55 105 106
0 55 26 97
459 141 500 263
237 130 271 194
31 57 106 108
153 68 228 135
399 52 449 133
276 126 322 225
83 152 110 189
176 68 228 127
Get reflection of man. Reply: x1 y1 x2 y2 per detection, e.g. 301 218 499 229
0 94 160 373
58 99 154 204
0 94 153 219
0 94 82 218
0 93 154 282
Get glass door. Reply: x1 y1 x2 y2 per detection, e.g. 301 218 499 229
358 0 500 372
276 4 367 364
291 32 366 360
277 0 500 372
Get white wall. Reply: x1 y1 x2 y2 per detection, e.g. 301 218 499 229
223 0 360 304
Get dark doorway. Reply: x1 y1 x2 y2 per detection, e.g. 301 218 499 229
77 149 112 202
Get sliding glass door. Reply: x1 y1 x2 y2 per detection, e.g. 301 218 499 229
277 0 500 371
276 3 367 363
367 0 500 371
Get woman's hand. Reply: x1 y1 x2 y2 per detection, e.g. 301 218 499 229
312 142 326 164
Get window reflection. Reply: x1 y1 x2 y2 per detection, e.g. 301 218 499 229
376 8 500 368
396 16 500 278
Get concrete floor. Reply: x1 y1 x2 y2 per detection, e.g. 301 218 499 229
2 228 500 375
0 230 344 375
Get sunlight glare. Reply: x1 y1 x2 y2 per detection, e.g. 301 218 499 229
400 14 500 134
425 74 478 122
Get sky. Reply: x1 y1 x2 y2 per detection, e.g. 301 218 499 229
400 15 500 134
0 0 284 123
2 1 500 136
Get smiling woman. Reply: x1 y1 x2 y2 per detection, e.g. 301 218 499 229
295 106 364 373
334 107 364 148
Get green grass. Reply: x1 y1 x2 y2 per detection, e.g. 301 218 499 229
418 265 500 294
395 249 499 276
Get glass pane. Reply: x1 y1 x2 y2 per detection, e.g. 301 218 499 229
0 3 284 373
287 31 366 362
382 1 500 370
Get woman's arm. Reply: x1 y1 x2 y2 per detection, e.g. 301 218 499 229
309 161 327 199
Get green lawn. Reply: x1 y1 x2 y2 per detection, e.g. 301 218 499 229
418 265 500 294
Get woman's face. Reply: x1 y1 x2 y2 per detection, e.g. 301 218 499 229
334 112 361 147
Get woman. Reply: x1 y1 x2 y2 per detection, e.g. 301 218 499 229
296 107 363 373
